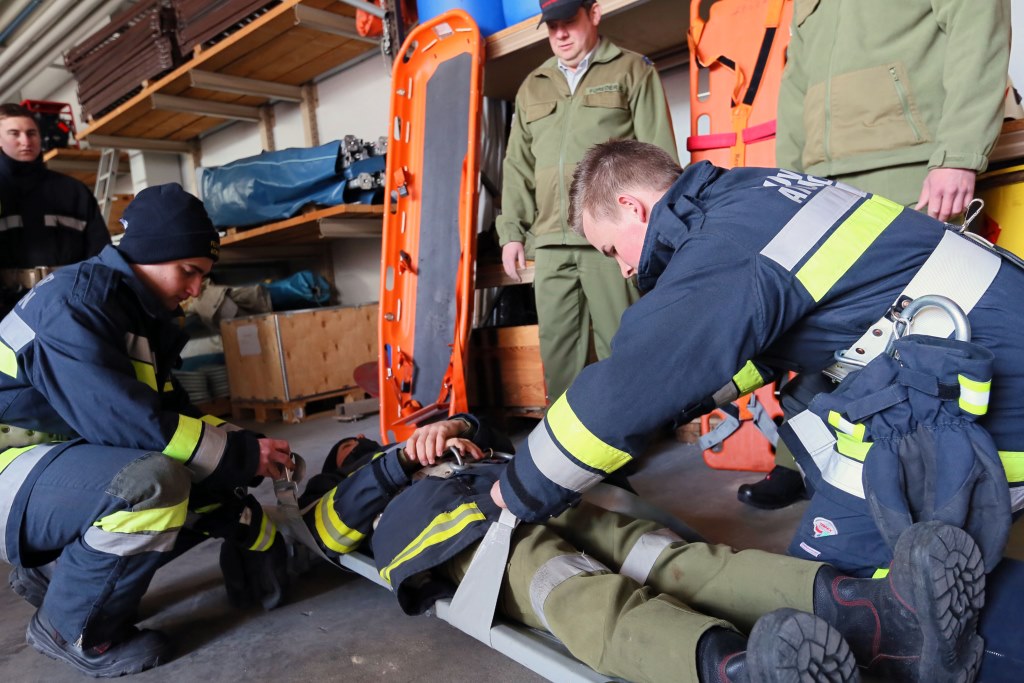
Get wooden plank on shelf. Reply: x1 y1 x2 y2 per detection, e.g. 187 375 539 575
220 204 384 247
77 0 374 143
42 148 128 186
989 119 1024 166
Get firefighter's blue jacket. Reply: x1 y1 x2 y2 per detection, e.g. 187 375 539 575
495 161 1024 523
299 415 507 614
0 246 261 502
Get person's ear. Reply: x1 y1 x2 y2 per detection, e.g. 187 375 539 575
589 2 602 25
617 193 649 224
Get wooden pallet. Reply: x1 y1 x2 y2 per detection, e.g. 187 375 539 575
231 387 365 424
195 396 233 418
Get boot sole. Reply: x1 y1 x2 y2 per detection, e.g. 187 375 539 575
26 613 167 678
748 608 860 683
889 522 986 683
9 567 47 608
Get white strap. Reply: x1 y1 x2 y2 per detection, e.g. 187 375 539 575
827 231 1000 379
446 507 519 645
265 463 333 563
747 392 779 446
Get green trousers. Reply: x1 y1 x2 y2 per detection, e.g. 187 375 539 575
443 502 821 683
533 246 639 401
836 164 926 207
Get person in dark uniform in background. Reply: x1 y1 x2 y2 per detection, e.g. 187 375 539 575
0 103 110 315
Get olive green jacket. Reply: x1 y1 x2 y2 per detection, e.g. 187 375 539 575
776 0 1010 178
497 38 677 248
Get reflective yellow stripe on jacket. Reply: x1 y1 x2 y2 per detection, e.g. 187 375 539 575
380 503 486 585
164 415 226 481
524 395 633 496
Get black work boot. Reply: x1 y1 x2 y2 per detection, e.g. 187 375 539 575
26 611 171 678
696 610 858 682
736 465 807 509
813 521 986 683
9 564 51 607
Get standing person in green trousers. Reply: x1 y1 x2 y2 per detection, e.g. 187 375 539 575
497 0 677 402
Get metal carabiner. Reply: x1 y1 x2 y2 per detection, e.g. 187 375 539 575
884 294 971 358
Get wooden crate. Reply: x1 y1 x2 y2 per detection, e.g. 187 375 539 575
221 303 377 402
469 324 547 410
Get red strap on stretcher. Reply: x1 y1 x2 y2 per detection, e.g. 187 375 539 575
686 119 777 152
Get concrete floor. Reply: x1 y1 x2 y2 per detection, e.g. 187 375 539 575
0 412 1018 682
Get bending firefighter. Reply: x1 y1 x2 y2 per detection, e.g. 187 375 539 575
0 184 293 677
249 416 987 683
488 141 1024 572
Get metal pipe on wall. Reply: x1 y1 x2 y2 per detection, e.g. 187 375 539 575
0 0 77 74
0 0 116 101
0 0 44 46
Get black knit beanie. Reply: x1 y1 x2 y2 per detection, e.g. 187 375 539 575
117 183 220 264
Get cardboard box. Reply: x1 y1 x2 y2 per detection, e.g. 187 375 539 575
221 303 378 402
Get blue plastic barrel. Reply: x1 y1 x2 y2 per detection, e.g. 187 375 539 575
503 0 539 26
416 0 507 37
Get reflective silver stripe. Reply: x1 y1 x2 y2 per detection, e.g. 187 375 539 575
831 231 1001 372
528 554 610 631
0 445 56 563
0 311 35 351
124 332 155 364
618 528 681 585
528 423 604 494
761 185 864 271
82 527 178 555
0 216 23 231
1011 486 1024 513
43 215 88 232
188 424 226 481
789 410 864 498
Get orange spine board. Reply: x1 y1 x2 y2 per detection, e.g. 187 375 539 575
378 11 484 443
687 0 793 168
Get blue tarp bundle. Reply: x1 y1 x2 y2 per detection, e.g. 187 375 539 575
199 140 383 228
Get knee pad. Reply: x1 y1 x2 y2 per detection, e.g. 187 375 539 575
107 452 191 511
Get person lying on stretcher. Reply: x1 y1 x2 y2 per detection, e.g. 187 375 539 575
222 416 986 683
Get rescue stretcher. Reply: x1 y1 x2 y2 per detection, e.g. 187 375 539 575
267 454 704 683
378 10 482 444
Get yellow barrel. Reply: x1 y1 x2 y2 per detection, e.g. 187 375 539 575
976 164 1024 258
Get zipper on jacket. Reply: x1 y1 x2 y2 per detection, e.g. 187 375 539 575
889 67 924 142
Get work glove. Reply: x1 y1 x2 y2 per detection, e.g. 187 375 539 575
219 494 291 611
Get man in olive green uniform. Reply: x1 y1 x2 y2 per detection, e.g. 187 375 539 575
497 0 677 401
776 0 1010 222
743 0 1012 510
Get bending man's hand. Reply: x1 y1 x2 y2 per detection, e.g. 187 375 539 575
501 242 526 282
915 167 976 222
405 419 472 466
257 437 293 479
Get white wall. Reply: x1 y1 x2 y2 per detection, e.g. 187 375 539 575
660 63 691 166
